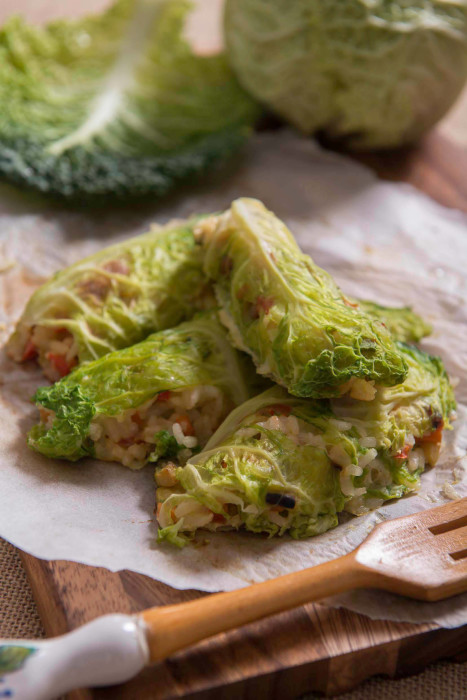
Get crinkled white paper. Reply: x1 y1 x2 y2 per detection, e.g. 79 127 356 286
0 133 466 627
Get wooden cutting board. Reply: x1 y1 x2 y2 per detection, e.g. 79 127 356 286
15 130 467 698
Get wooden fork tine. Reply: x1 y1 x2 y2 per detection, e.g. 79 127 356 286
450 549 467 564
431 524 467 557
428 512 467 535
420 497 467 529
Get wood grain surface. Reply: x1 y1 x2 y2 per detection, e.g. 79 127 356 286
3 0 467 697
19 551 467 700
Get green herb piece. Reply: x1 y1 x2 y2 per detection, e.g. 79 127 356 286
149 430 181 462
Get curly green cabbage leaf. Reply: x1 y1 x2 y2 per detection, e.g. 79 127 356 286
225 0 467 149
356 301 432 344
28 312 258 463
157 395 344 546
201 197 408 398
7 218 212 379
156 343 455 545
0 0 260 200
331 343 456 458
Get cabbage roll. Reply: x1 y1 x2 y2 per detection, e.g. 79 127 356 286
8 219 212 381
28 313 259 469
199 197 409 399
156 343 455 546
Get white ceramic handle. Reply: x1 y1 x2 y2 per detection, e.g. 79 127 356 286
0 614 149 700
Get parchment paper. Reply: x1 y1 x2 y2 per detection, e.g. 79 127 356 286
0 132 466 627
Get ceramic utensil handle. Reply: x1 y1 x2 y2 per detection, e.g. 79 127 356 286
0 615 149 700
142 551 370 662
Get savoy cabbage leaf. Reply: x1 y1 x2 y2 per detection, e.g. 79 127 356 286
8 218 212 369
28 312 261 461
0 0 259 201
201 197 409 397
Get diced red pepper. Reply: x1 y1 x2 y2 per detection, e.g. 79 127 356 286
21 338 37 362
55 327 70 338
255 295 274 315
157 390 172 402
212 513 226 524
236 283 249 300
394 444 413 460
102 259 130 275
343 297 359 309
418 423 444 445
220 255 233 276
174 414 195 436
118 437 136 447
46 353 77 378
264 403 292 417
246 301 259 320
78 276 110 300
132 412 144 427
245 295 275 321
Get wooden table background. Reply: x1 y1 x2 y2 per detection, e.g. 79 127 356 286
1 1 466 698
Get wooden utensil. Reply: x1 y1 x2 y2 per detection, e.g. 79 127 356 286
1 498 466 700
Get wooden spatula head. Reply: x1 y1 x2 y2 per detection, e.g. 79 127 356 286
355 498 467 601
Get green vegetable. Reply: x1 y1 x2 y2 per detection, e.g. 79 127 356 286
157 343 455 545
355 301 432 344
157 398 344 546
28 385 97 461
8 218 212 375
201 197 408 398
225 0 467 149
0 0 259 201
332 343 456 463
28 312 260 464
8 204 428 380
148 430 182 462
332 342 456 513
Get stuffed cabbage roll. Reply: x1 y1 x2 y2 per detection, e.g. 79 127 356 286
28 313 259 469
199 198 409 399
156 343 455 546
8 219 212 381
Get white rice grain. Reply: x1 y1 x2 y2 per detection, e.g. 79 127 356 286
408 447 425 473
329 418 352 431
360 436 377 448
358 448 378 470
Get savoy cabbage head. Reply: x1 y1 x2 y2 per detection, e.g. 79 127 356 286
0 0 259 201
225 0 467 148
